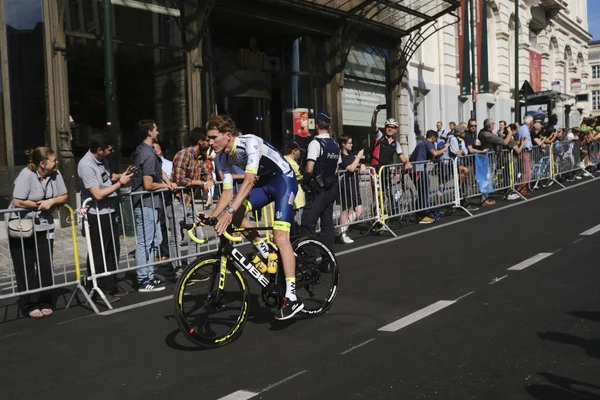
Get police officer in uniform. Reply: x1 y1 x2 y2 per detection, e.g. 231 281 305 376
300 111 340 249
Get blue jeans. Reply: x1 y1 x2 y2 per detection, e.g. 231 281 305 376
134 207 161 284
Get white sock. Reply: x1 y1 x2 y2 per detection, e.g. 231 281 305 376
285 278 297 301
254 239 270 259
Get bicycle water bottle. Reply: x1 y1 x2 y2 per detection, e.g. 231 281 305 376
267 253 278 274
251 254 268 274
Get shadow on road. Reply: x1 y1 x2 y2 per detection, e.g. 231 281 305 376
525 372 600 400
568 310 600 323
537 331 600 360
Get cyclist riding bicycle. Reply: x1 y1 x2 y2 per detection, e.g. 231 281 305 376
202 115 303 320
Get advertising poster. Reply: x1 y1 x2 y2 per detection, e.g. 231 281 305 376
293 108 309 138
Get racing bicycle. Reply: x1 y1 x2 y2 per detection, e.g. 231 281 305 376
174 217 339 348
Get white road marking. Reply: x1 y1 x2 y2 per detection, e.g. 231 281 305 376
489 275 508 285
454 291 475 301
100 295 173 315
340 338 376 355
507 253 553 271
580 224 600 236
260 370 308 393
217 390 258 400
572 238 583 244
337 178 598 258
378 300 456 332
0 333 19 340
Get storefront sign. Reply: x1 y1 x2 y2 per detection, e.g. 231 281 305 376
342 79 386 127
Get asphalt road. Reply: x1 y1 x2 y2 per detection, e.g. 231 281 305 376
1 179 599 400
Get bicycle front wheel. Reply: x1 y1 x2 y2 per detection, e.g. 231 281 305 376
293 237 339 317
174 256 249 348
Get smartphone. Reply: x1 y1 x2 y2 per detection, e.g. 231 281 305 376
376 104 387 111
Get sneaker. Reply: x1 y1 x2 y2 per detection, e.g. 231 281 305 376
138 281 166 292
274 297 304 320
506 193 520 201
465 204 479 211
152 278 166 286
340 233 354 244
419 216 435 224
483 199 496 206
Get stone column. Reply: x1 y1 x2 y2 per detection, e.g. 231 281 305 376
44 0 75 227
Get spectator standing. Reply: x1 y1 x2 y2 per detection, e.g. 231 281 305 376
171 128 214 254
131 120 177 292
370 108 412 218
516 116 534 196
409 131 449 224
153 141 173 262
8 147 68 318
283 142 305 234
78 134 133 303
301 111 340 249
337 135 364 244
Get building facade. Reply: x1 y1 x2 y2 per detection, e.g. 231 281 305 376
393 0 591 152
588 40 600 117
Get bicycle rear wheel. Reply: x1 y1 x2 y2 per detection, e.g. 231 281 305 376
293 237 339 317
174 256 249 348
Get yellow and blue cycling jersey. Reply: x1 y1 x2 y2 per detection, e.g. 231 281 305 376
217 135 298 231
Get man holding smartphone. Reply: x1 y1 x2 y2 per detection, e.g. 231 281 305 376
370 106 412 218
78 133 134 303
370 106 411 171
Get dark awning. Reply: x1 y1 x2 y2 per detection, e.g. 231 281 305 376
522 90 573 103
266 0 460 37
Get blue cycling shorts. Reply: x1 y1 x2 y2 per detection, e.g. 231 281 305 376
243 173 298 232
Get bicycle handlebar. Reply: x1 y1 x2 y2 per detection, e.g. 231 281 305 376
181 218 243 244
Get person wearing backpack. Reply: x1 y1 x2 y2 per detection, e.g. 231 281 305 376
370 107 411 218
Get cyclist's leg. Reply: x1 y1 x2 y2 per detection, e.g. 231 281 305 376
232 186 270 256
268 174 303 318
267 175 297 280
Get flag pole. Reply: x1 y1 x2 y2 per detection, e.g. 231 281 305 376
514 0 520 122
470 0 477 120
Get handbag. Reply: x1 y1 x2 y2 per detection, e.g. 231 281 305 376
8 218 34 239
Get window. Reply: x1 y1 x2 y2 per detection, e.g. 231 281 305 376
487 103 494 119
593 90 600 110
593 65 600 79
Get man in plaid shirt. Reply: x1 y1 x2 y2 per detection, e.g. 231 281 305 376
169 127 214 269
171 127 214 206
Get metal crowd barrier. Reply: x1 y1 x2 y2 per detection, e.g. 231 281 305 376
458 150 521 204
377 159 461 227
81 186 218 310
551 140 591 181
0 205 92 313
334 167 381 233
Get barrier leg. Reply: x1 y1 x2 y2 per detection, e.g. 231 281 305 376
66 282 100 314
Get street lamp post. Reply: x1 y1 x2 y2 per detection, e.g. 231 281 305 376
104 0 121 172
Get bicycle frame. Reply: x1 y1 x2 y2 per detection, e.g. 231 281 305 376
187 224 275 289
